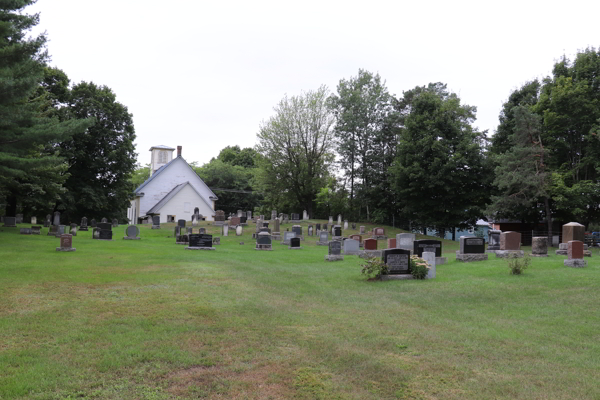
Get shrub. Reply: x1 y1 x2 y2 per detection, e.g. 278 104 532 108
361 257 388 280
410 255 430 280
506 254 531 275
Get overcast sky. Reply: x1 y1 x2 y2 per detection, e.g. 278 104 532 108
29 0 598 167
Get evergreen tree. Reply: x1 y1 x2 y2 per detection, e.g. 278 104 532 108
0 1 90 217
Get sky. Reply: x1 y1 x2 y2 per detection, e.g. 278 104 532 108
28 0 599 167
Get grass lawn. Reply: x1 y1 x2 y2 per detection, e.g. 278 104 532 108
0 220 599 399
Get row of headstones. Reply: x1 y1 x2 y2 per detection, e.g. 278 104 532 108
2 213 120 230
50 225 142 252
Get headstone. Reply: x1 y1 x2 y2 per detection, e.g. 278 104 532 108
343 239 360 255
178 219 186 228
349 234 362 247
372 227 386 239
214 210 226 226
273 218 280 233
496 231 524 258
487 229 501 251
20 228 32 235
303 210 308 220
16 214 23 224
192 214 199 226
359 226 365 234
364 238 377 250
90 218 97 228
343 220 348 230
212 237 220 245
325 240 344 261
199 227 206 234
456 236 488 262
382 249 411 275
308 225 313 236
101 217 107 224
413 239 442 257
70 225 77 236
351 223 356 230
387 238 396 248
187 227 193 235
31 226 42 235
194 207 199 214
531 237 548 257
124 225 140 240
112 218 118 228
337 214 342 225
236 225 243 236
230 217 241 226
240 216 247 225
292 225 303 240
237 209 243 217
332 225 342 238
57 225 66 236
316 223 321 231
44 214 51 227
48 225 58 236
291 213 300 221
289 237 302 249
186 234 215 250
422 251 436 279
323 223 328 233
329 216 333 224
565 240 587 267
53 211 61 226
562 222 585 243
80 217 88 231
30 216 37 224
255 231 272 250
98 229 113 240
396 233 415 252
317 231 329 245
151 215 161 229
2 217 16 227
56 234 76 252
247 211 252 219
282 231 296 245
223 225 229 236
262 221 269 228
271 210 277 220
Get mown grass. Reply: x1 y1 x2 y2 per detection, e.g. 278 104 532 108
0 220 598 399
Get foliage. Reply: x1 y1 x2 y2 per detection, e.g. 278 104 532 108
410 255 430 280
392 83 491 233
0 3 90 216
314 177 349 218
216 145 257 169
130 163 150 190
56 81 137 223
328 69 398 222
506 254 531 275
255 86 335 216
360 256 388 280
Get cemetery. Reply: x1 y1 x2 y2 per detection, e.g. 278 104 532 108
2 217 598 399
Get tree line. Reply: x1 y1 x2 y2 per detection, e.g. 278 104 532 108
1 1 136 223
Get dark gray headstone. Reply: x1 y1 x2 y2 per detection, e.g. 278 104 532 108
98 222 112 231
382 249 411 274
316 223 321 231
16 214 23 224
112 218 118 228
290 237 301 248
329 241 342 255
126 225 139 238
333 225 342 237
257 232 271 245
319 231 328 242
413 239 442 257
189 234 212 248
53 211 61 226
101 217 107 223
152 216 160 226
3 217 16 227
91 219 97 227
460 237 485 254
99 229 113 240
178 219 186 228
292 225 302 236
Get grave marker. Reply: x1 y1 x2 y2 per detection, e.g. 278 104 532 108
56 234 76 252
124 225 141 240
325 240 344 261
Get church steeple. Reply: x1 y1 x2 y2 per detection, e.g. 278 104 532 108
149 145 175 176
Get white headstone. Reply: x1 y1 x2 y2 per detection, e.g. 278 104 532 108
337 214 342 224
236 226 243 236
328 216 333 224
343 220 348 230
343 239 360 255
422 251 436 279
397 233 415 252
223 225 229 236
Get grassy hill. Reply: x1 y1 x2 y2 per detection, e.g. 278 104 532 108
0 220 598 399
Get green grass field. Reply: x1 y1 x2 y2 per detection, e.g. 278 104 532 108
1 220 598 400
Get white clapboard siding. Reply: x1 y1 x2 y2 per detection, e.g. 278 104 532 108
153 184 214 223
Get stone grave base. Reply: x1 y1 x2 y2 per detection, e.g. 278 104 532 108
564 259 587 268
271 234 281 241
435 257 447 265
212 239 220 245
151 226 161 229
530 253 548 257
185 246 215 250
56 247 76 252
255 244 272 251
380 274 413 280
325 255 344 261
456 253 488 262
95 239 113 241
123 237 141 240
20 229 32 234
495 250 525 258
555 250 568 255
31 230 41 235
358 250 382 259
344 251 360 256
487 246 500 252
288 246 303 250
371 235 387 240
332 236 342 241
317 241 329 246
584 250 592 257
2 224 16 228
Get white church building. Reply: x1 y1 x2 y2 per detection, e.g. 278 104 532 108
128 145 218 224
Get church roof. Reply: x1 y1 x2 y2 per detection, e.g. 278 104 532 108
149 145 175 150
146 181 215 215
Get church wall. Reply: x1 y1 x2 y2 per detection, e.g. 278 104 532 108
156 184 214 223
139 158 215 220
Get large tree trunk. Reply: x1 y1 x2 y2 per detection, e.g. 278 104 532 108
545 197 552 246
5 194 17 217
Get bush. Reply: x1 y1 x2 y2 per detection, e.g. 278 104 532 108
410 255 430 280
506 254 531 275
361 257 388 280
